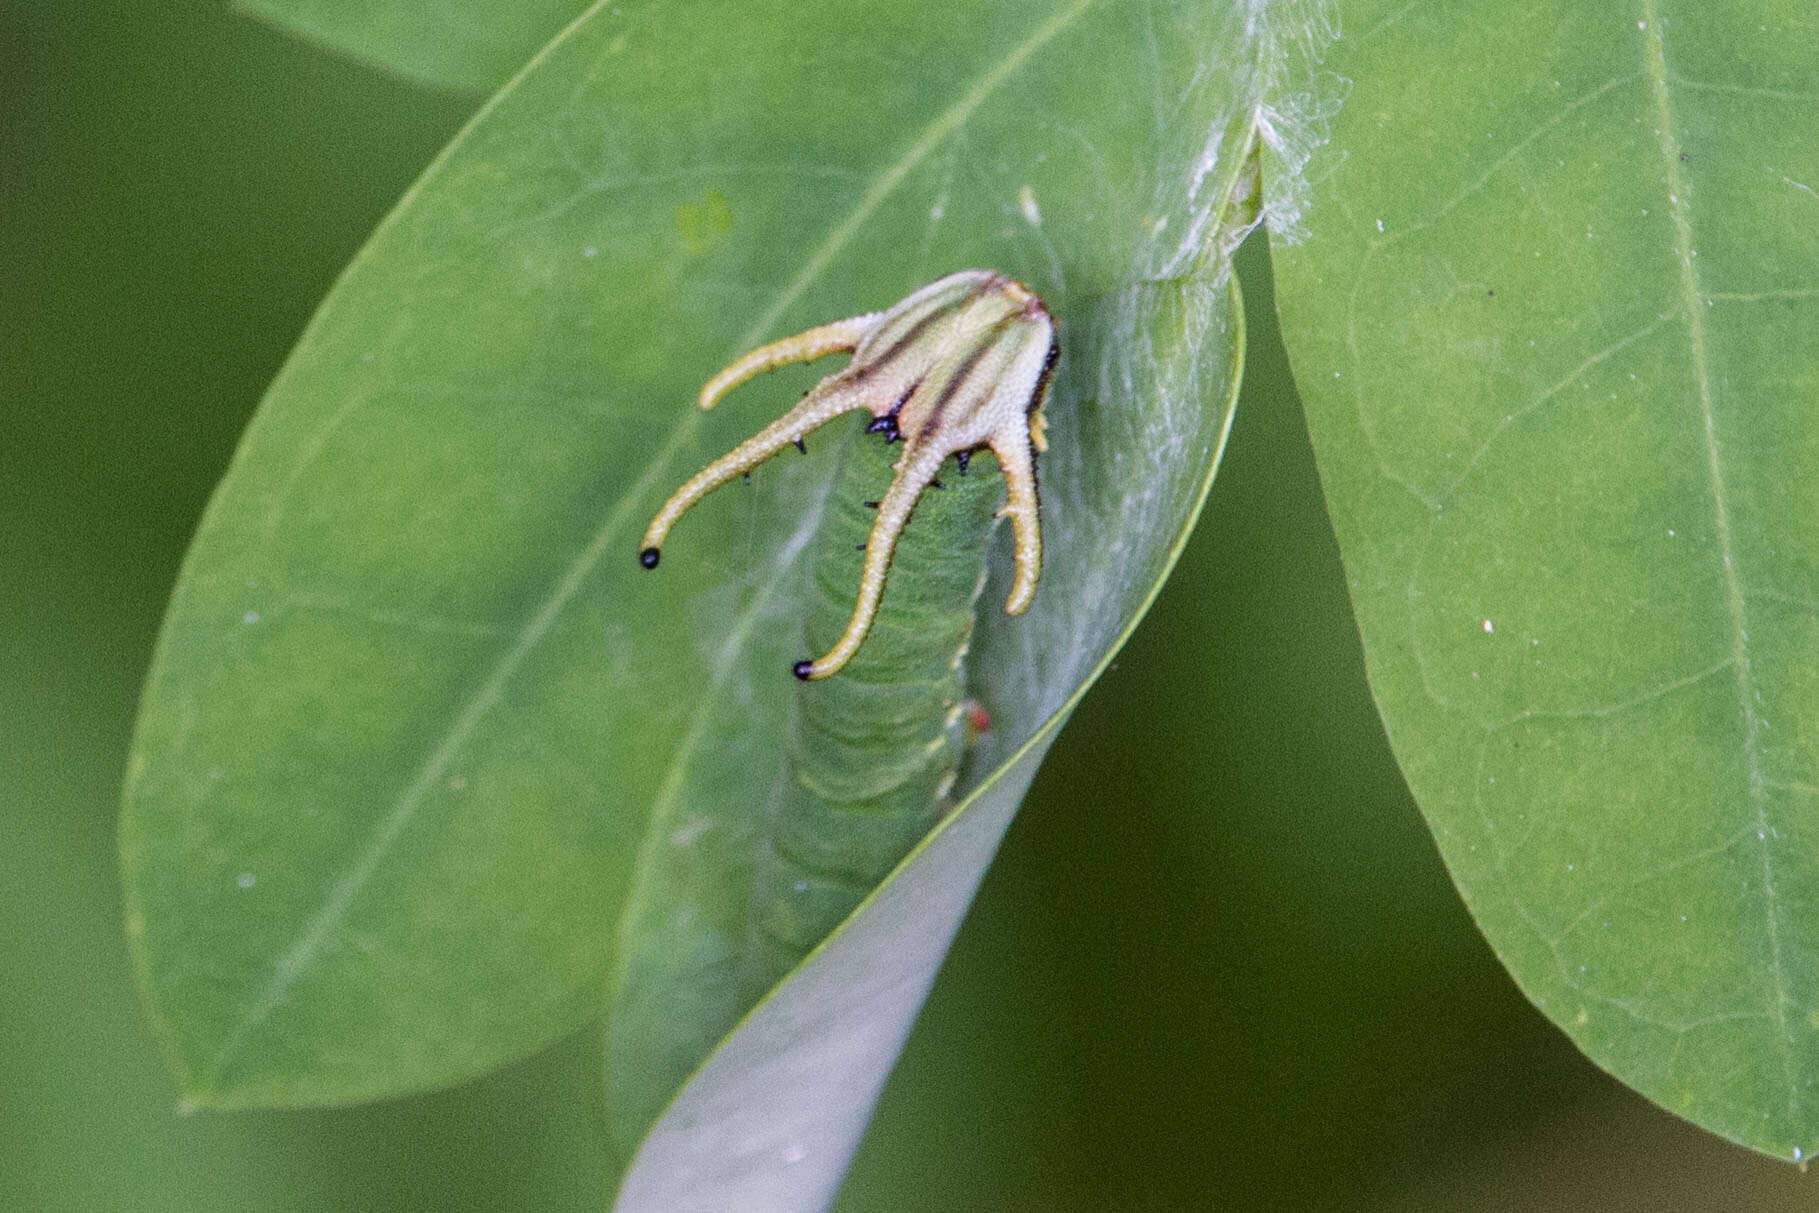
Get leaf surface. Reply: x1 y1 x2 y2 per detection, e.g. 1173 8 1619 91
1271 0 1819 1159
123 2 1278 1188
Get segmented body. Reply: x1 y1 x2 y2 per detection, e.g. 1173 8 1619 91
611 270 1056 1145
742 422 1002 992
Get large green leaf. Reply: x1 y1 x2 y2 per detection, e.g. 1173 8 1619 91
1272 0 1819 1159
122 0 1280 1180
237 0 587 91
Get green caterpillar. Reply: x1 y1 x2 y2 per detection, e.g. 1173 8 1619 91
612 270 1057 1146
741 424 1004 993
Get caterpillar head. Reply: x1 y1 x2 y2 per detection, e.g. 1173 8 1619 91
641 270 1057 680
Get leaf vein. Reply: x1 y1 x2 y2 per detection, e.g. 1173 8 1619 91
1642 0 1798 1129
1374 70 1642 247
735 0 1099 349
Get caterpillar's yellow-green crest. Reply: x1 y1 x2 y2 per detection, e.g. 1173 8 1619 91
639 269 1058 679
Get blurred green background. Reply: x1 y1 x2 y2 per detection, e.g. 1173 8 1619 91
6 3 1816 1208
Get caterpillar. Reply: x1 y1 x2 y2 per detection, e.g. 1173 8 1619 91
741 421 1006 990
611 270 1057 1143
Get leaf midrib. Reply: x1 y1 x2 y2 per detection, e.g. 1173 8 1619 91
1641 0 1796 1131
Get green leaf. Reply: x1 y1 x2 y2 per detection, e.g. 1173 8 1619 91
1271 0 1819 1160
236 0 587 91
123 0 1269 1174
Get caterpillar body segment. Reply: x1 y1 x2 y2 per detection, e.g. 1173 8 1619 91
743 426 1003 990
